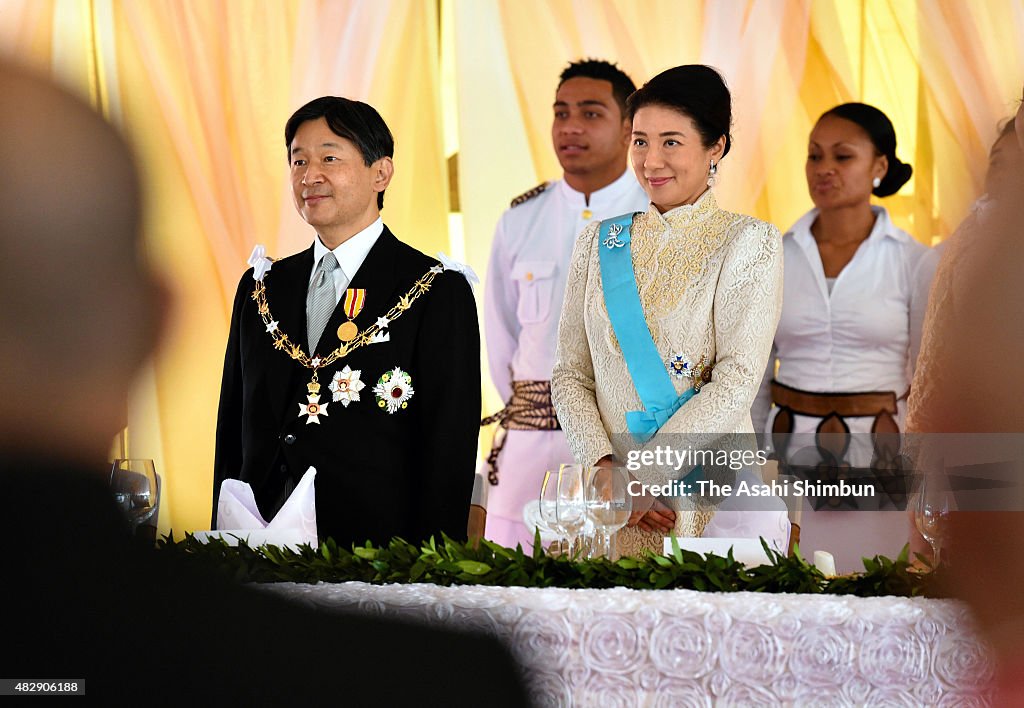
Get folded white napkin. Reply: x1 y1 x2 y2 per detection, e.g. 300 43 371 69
193 467 317 550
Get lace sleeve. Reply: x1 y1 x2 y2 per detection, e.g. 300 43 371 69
659 219 783 442
750 342 776 436
551 222 615 466
909 247 941 379
906 249 955 434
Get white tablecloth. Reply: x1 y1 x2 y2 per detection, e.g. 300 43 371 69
262 582 993 706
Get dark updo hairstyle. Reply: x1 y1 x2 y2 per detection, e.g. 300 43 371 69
626 64 732 158
820 102 912 197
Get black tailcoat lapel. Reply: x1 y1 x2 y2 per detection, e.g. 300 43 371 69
263 246 314 426
314 228 402 356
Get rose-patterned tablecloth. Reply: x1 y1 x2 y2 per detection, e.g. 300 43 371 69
261 582 993 707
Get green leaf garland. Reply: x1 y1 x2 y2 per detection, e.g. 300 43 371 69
155 533 939 597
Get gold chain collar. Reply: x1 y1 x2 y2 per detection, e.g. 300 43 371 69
252 262 443 396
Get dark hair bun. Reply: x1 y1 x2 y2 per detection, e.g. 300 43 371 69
627 64 733 158
822 102 912 198
874 158 912 197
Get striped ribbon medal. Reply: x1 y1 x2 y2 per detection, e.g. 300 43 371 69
336 288 366 342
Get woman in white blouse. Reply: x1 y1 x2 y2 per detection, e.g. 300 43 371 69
552 66 785 557
752 103 934 573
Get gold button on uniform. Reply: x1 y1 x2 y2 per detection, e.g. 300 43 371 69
582 209 593 220
525 272 534 281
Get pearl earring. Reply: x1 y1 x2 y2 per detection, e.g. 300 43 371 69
872 177 881 189
707 159 717 188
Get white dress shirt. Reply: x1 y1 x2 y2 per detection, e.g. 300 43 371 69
752 206 935 436
309 217 384 304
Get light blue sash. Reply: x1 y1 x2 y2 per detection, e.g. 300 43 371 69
598 214 698 444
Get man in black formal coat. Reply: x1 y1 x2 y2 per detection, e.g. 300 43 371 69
1 60 529 706
213 97 481 547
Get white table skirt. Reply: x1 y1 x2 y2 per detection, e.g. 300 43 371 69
262 582 993 707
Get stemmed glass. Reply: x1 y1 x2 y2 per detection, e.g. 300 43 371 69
539 470 567 555
585 466 632 559
555 465 587 558
110 459 159 538
539 465 588 557
539 466 594 558
914 471 955 568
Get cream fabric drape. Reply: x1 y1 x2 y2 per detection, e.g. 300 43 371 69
913 1 1024 237
2 0 1022 531
699 0 812 224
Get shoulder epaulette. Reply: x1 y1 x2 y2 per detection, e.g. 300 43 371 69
510 182 550 208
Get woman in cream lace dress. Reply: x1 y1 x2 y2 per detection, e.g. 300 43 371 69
551 65 784 557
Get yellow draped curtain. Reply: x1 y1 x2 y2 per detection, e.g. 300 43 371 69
1 0 1021 532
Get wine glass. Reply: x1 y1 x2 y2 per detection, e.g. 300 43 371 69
555 465 587 558
110 459 159 538
585 466 632 559
914 472 955 568
538 470 566 555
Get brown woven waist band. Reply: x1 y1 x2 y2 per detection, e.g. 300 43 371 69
770 379 898 418
481 380 561 431
481 380 560 486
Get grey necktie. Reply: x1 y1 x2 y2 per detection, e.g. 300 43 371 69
306 252 339 353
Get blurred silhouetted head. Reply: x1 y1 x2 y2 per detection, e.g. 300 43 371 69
986 117 1024 202
0 60 164 463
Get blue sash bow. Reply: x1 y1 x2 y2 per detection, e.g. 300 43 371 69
598 214 698 444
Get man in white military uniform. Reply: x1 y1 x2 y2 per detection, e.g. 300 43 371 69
482 60 649 548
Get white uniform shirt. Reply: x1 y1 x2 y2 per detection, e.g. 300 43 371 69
752 206 935 435
484 169 649 400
